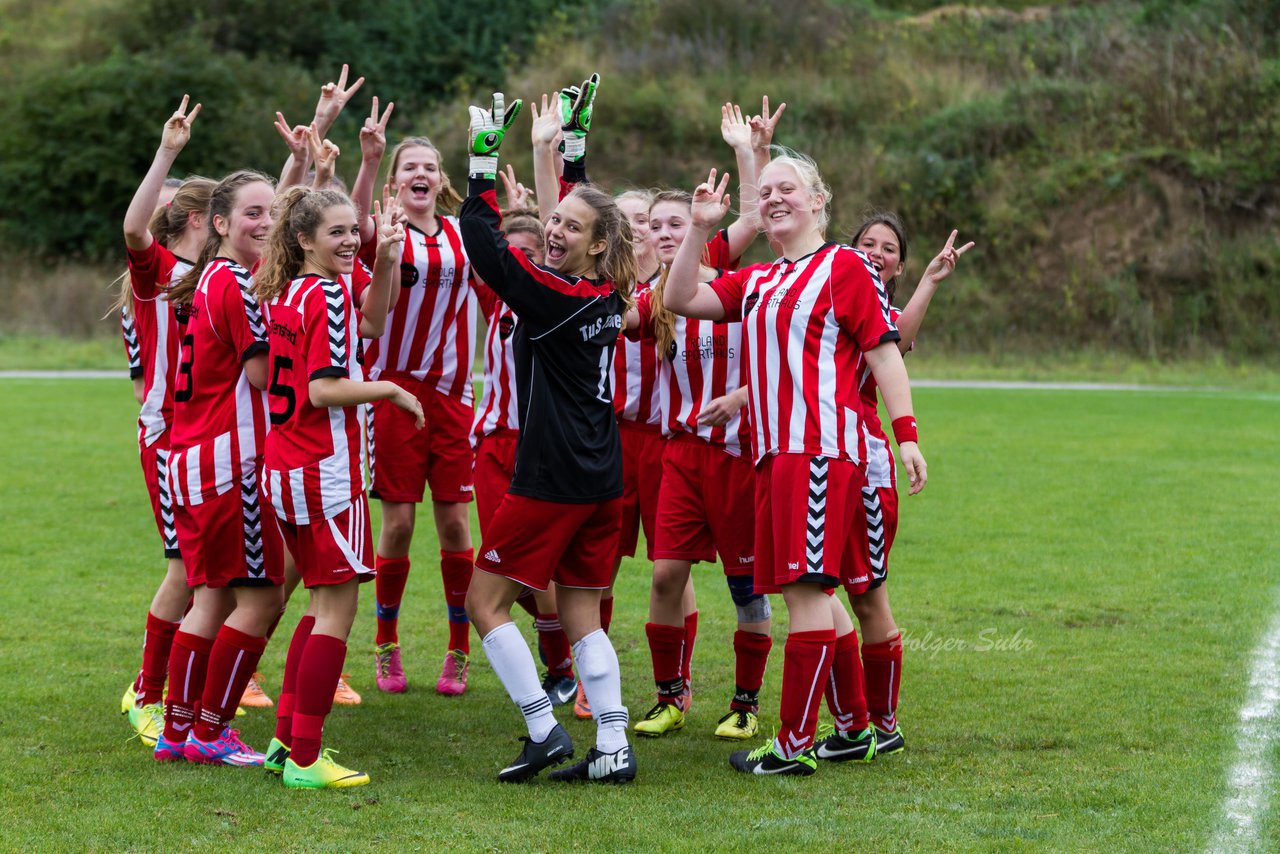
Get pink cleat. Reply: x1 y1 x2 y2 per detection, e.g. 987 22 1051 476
153 732 188 763
375 642 407 693
435 649 469 696
183 729 265 766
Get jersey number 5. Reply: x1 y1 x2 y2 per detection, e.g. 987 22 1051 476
269 355 296 425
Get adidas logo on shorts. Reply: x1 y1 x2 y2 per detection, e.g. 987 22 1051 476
484 549 501 564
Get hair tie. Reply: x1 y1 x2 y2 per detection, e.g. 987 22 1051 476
165 201 173 208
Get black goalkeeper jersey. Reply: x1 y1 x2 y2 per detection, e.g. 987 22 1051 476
460 181 624 504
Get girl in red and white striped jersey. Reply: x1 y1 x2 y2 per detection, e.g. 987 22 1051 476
831 213 971 755
663 152 927 777
117 97 214 746
254 182 421 789
357 134 479 698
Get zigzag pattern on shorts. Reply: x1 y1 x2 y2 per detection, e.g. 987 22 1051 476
240 472 265 577
156 449 178 553
862 485 886 576
806 456 829 574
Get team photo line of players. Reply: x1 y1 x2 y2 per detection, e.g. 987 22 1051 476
115 64 972 788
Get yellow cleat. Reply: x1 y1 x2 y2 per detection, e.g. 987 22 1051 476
127 702 165 747
634 701 685 737
121 679 138 715
714 709 759 740
283 749 370 789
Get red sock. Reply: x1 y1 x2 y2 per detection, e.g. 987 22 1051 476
600 596 614 634
290 633 348 768
374 555 411 646
682 610 699 689
163 630 213 743
137 612 181 706
535 612 574 678
441 549 474 653
862 632 903 731
731 629 773 712
275 615 315 745
645 622 686 701
826 630 869 733
514 590 539 619
776 629 836 758
194 625 268 742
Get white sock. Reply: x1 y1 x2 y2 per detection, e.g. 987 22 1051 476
572 629 629 753
482 622 557 742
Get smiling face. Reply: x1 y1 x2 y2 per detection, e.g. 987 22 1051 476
616 196 651 251
757 161 823 247
299 203 360 280
214 180 275 268
392 144 442 219
544 196 604 276
855 223 905 286
648 199 692 266
506 229 544 265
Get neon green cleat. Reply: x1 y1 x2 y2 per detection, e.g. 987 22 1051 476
714 709 759 740
634 701 685 737
235 705 246 718
121 680 138 715
127 702 164 747
729 739 817 776
283 749 370 789
264 737 290 775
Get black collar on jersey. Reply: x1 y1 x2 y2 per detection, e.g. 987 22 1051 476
778 241 835 266
407 216 443 240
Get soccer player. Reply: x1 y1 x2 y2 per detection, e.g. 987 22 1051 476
117 97 213 746
359 131 479 697
254 174 421 789
662 153 928 777
814 214 971 760
154 168 286 767
460 90 638 784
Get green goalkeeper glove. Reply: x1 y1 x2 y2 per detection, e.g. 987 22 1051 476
468 92 523 179
558 73 599 163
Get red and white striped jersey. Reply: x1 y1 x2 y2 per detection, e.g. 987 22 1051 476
167 258 271 506
860 306 907 488
472 281 519 440
631 291 751 457
126 241 194 448
709 243 899 465
361 216 476 402
261 275 367 524
612 270 662 427
121 306 142 379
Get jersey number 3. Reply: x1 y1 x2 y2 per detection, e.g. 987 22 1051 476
174 333 195 403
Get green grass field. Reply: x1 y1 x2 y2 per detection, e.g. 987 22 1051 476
1 378 1277 852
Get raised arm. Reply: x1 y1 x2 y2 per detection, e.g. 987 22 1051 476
306 125 340 190
750 96 785 189
663 170 733 321
360 190 406 338
274 111 311 192
721 102 762 260
530 94 561 223
124 95 200 251
279 65 365 194
894 229 974 353
353 96 393 244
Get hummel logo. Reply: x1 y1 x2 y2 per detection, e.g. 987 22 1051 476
484 549 500 564
172 722 191 732
589 747 630 779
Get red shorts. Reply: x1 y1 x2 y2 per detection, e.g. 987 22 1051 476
653 433 755 575
475 494 622 591
616 421 664 561
173 478 284 589
369 374 474 504
140 441 180 559
753 453 874 596
858 485 899 592
474 429 518 536
277 494 375 589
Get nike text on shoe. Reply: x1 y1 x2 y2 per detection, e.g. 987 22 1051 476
729 741 818 777
498 723 574 783
814 725 877 762
264 737 290 775
283 749 370 789
549 745 637 784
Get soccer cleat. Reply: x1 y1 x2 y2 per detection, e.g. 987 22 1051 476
435 649 469 696
375 642 407 693
333 673 362 705
549 745 637 784
239 673 273 708
542 672 577 707
283 749 370 789
235 705 246 718
714 709 759 741
729 740 818 777
128 702 165 747
498 723 574 783
814 725 877 762
633 701 685 737
183 728 265 766
264 737 290 774
873 724 905 755
573 681 592 720
153 732 188 763
121 678 139 715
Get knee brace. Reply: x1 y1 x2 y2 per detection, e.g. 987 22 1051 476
726 575 771 622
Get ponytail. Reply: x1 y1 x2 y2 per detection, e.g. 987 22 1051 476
167 170 274 306
108 176 215 317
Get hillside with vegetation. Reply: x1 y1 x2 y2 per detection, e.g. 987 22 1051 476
1 0 1276 359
